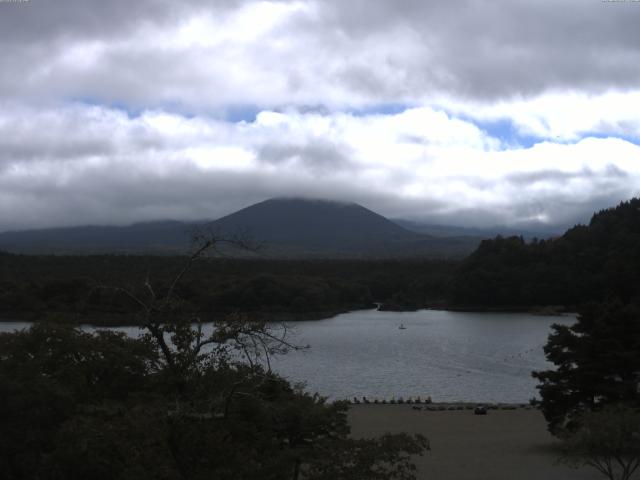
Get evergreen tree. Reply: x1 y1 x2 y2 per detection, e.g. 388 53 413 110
532 301 640 434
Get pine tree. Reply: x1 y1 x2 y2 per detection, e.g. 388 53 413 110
533 301 640 433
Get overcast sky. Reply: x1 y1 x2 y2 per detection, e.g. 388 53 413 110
1 0 640 232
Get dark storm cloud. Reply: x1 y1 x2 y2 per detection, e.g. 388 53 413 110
507 189 639 228
402 190 639 232
0 153 420 232
0 0 241 108
0 0 238 44
320 0 640 99
257 140 355 173
505 164 629 186
2 0 640 109
0 137 114 165
0 104 166 167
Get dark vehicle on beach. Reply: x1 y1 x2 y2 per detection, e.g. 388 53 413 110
474 405 488 415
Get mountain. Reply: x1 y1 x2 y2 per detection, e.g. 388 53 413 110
0 221 192 254
208 198 418 254
0 198 481 257
193 197 482 257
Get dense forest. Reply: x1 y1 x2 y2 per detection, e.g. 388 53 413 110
0 254 455 324
451 198 640 308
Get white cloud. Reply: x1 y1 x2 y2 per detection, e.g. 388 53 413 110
1 102 639 231
440 91 640 141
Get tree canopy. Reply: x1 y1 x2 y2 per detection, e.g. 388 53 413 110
559 404 640 480
532 301 640 434
452 198 640 308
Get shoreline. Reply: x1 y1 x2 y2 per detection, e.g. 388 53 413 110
0 309 352 327
0 304 576 327
345 400 535 410
382 302 575 316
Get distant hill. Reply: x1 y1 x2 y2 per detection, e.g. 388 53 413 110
451 197 640 307
0 221 192 254
0 198 481 258
393 219 560 239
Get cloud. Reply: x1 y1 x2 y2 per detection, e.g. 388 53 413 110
2 0 640 110
1 0 640 232
440 91 640 142
257 140 355 173
1 102 639 231
506 165 628 187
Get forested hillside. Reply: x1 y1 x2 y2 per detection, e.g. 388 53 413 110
451 198 640 307
0 254 454 324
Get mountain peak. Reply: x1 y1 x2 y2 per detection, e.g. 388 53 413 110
210 197 413 248
258 197 356 207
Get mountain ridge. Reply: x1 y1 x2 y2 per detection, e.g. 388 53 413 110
394 218 561 240
0 198 481 257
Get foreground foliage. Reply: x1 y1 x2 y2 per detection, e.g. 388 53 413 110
560 405 640 480
0 321 427 480
532 301 640 434
533 300 640 479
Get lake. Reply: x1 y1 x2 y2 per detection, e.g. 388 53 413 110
0 309 574 403
270 309 574 403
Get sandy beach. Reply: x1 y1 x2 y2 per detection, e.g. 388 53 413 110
348 405 601 480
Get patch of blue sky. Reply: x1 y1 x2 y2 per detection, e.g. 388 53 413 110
224 103 414 121
63 98 640 148
223 105 262 123
347 103 411 117
222 104 340 122
460 117 541 149
452 114 640 148
65 96 145 118
65 97 263 123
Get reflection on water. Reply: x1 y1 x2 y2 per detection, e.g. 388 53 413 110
0 309 575 403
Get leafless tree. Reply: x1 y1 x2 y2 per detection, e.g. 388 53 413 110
99 229 304 377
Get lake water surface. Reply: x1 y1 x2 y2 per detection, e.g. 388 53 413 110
0 309 575 403
272 309 574 403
